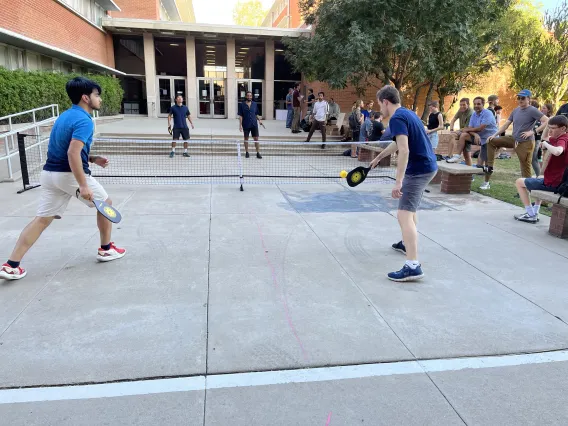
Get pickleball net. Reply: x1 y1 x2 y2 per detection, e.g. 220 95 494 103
15 136 397 190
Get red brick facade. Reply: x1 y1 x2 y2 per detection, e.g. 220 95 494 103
109 0 160 20
0 0 115 67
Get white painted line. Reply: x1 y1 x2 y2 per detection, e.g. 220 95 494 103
2 350 568 404
0 377 205 404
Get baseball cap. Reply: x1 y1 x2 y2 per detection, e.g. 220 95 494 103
517 89 532 97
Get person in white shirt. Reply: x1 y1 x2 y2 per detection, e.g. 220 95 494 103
305 92 329 148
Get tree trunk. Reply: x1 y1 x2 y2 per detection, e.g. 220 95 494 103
421 81 435 121
437 89 445 113
412 85 424 112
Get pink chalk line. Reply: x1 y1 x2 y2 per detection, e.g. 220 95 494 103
325 412 332 426
252 213 308 361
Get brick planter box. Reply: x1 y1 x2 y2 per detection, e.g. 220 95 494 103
436 162 484 194
529 190 568 239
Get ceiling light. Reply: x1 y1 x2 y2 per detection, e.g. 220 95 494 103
170 43 179 46
275 49 284 52
160 31 175 35
239 47 250 50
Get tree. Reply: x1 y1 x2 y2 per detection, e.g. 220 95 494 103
285 0 510 106
504 0 568 108
232 0 267 27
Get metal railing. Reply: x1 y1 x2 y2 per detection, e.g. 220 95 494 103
0 105 59 182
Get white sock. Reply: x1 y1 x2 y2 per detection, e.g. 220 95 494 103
405 260 420 269
171 147 175 152
184 148 188 153
525 205 535 216
534 204 541 215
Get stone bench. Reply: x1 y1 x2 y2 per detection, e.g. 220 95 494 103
357 144 391 166
531 190 568 238
432 161 484 194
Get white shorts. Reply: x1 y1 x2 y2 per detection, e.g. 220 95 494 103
37 171 108 218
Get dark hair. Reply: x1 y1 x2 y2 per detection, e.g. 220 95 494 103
549 115 568 128
494 105 503 111
543 103 554 116
376 86 401 105
176 95 183 99
530 100 540 109
460 98 470 105
429 100 439 108
294 82 301 89
473 96 485 104
66 77 101 105
308 88 313 93
373 112 382 119
318 91 324 96
245 90 252 95
488 94 498 103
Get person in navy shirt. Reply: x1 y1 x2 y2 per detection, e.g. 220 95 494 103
0 77 125 281
370 86 438 282
168 95 194 158
238 91 264 159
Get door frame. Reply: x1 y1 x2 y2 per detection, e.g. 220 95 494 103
156 76 187 118
197 77 227 119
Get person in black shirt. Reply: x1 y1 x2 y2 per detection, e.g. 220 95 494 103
238 91 263 159
168 95 194 158
425 101 444 150
305 89 315 113
557 102 568 119
368 112 385 141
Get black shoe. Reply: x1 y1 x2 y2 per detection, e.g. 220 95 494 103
256 152 262 159
245 152 250 158
392 241 406 255
183 152 190 157
321 144 326 149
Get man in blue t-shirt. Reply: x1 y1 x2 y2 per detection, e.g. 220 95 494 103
0 77 125 281
238 91 264 159
167 95 194 158
369 86 438 282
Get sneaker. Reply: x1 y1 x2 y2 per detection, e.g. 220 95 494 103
97 243 126 262
0 263 27 280
514 213 538 224
245 152 250 158
388 264 425 282
169 151 175 158
392 241 406 255
321 144 326 149
479 182 490 190
256 152 262 159
183 152 190 157
446 155 461 163
441 155 451 161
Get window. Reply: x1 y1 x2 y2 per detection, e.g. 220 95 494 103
59 0 106 27
41 55 53 71
0 44 7 68
26 52 40 71
1 45 26 70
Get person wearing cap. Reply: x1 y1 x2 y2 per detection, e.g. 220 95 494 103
481 89 549 190
487 95 499 120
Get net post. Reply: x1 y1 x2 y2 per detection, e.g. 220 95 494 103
16 132 41 194
236 140 244 191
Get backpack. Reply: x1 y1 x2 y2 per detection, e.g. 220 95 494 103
349 112 360 131
554 166 568 203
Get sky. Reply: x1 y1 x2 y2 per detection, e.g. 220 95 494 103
193 0 275 25
192 0 561 25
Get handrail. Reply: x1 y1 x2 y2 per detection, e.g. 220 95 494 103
0 117 58 139
0 104 59 122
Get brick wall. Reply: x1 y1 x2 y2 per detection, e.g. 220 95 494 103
110 0 160 20
0 0 114 67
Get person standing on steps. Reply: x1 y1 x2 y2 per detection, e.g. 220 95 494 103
238 91 263 159
291 82 303 134
168 95 194 158
305 91 329 149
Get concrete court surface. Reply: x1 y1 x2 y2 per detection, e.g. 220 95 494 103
1 179 568 425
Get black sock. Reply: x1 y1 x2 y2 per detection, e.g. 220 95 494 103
101 243 111 251
7 260 20 268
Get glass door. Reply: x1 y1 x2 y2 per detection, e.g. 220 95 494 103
236 80 263 118
198 78 212 117
157 77 186 117
158 77 172 116
212 79 226 117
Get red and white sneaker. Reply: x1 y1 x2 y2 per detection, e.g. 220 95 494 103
97 243 126 262
0 263 27 280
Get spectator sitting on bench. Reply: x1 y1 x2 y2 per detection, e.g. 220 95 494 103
445 98 474 163
514 114 568 223
369 112 385 141
446 97 497 167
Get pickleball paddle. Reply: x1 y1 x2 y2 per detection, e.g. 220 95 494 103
346 166 372 187
76 189 122 224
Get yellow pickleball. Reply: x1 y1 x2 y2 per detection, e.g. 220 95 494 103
340 170 348 178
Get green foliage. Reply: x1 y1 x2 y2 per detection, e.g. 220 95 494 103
285 0 511 104
0 68 123 120
501 0 568 107
232 0 266 26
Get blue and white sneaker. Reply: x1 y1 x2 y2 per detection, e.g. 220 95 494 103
387 264 425 282
392 241 406 255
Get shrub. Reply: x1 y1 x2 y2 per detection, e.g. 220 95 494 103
0 68 123 121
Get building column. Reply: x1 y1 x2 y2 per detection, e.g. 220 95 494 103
264 39 275 120
186 35 198 117
143 33 157 118
226 37 237 119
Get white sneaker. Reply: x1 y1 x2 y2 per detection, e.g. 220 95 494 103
0 263 27 280
446 155 461 163
479 182 490 190
97 242 126 262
